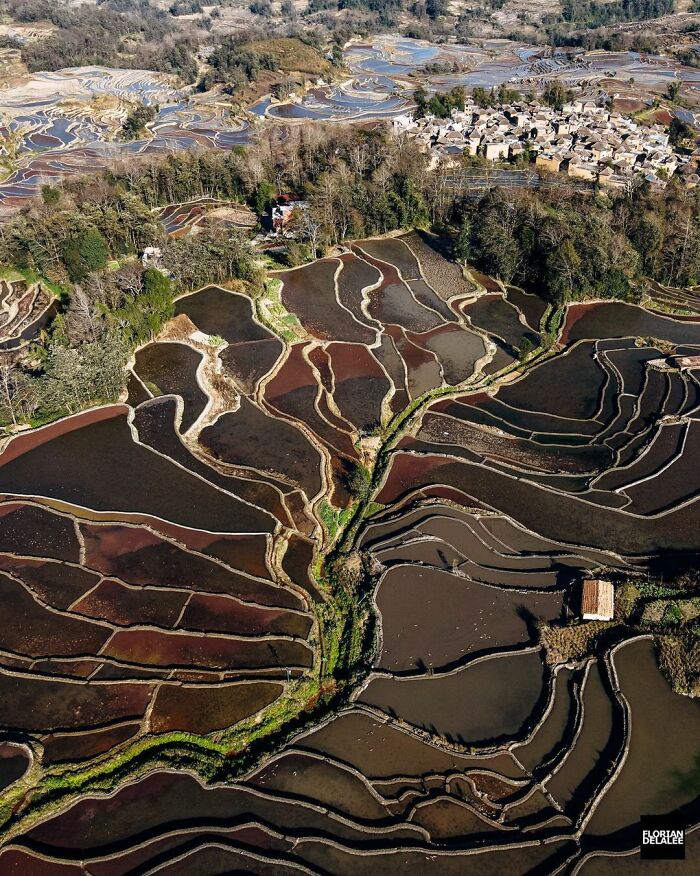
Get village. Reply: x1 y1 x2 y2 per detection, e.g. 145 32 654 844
392 96 700 189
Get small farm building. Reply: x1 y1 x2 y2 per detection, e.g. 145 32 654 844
581 579 614 621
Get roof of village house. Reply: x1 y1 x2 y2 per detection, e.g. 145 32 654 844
581 579 614 620
392 96 690 189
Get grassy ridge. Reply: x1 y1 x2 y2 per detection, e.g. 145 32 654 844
247 38 334 77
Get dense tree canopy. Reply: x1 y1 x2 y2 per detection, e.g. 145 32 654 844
459 181 700 302
3 0 200 81
197 39 279 94
561 0 675 26
414 85 465 119
121 104 158 141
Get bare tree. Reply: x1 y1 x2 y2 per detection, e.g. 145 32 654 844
65 285 101 344
0 360 35 429
292 208 323 257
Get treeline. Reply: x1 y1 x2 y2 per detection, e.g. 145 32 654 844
276 0 673 43
1 177 263 292
307 0 406 30
0 127 434 428
105 127 432 244
414 85 465 120
413 80 571 117
456 182 700 304
4 0 200 82
106 150 253 208
471 84 521 109
4 126 699 428
547 0 678 49
0 176 261 428
561 0 675 26
265 126 430 245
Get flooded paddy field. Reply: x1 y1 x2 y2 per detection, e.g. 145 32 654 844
1 235 700 871
157 197 256 238
349 264 700 866
201 395 325 500
0 66 252 210
374 563 564 670
359 649 547 744
3 36 698 212
0 276 56 350
132 398 294 527
264 36 700 128
0 744 28 793
133 342 206 433
461 293 539 356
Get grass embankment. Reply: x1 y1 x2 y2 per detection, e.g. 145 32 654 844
255 277 304 343
540 620 618 664
318 499 356 542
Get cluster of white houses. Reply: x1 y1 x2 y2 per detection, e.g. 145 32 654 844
392 98 699 189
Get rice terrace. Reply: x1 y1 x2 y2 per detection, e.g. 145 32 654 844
1 0 700 871
0 224 698 873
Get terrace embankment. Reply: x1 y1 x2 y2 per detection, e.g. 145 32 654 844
1 233 700 871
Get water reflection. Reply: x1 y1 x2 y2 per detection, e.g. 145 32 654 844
0 36 697 210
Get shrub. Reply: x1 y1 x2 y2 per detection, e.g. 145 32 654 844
62 228 109 282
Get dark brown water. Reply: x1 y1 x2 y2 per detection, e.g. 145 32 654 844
586 638 700 839
134 342 207 432
359 649 547 745
375 564 563 670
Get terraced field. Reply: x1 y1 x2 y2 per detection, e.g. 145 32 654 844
6 36 699 215
0 231 699 872
644 279 700 318
157 198 257 238
0 68 251 211
0 276 56 351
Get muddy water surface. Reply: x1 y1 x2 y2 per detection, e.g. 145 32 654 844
359 649 546 744
375 564 563 670
586 638 700 840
